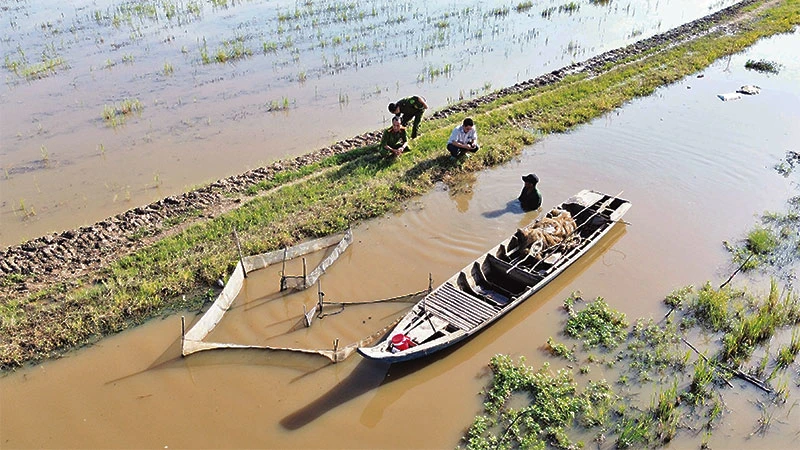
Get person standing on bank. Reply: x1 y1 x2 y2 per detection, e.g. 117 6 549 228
380 115 409 158
518 173 542 211
387 95 428 139
447 117 479 158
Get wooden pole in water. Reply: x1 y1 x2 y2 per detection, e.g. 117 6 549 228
317 280 324 311
280 247 288 291
232 227 247 278
180 316 185 355
302 257 307 288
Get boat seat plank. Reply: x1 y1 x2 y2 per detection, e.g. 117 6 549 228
425 282 501 331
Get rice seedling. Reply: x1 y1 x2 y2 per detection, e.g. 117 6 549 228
515 1 534 13
266 97 292 111
560 2 581 14
615 415 651 449
686 357 716 405
652 382 680 442
263 41 278 53
163 61 174 75
102 98 143 127
17 199 36 218
775 327 800 369
488 7 509 17
747 227 778 255
751 401 773 435
40 145 49 164
690 282 732 331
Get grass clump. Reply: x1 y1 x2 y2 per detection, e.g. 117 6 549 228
744 58 781 74
625 318 686 382
102 98 143 127
725 201 800 276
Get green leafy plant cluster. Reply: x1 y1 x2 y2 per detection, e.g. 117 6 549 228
564 294 628 349
465 278 798 449
744 58 781 73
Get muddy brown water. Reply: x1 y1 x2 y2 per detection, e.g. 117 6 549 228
2 2 800 449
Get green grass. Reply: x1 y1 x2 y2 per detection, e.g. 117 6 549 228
102 98 143 127
2 0 799 370
745 58 781 73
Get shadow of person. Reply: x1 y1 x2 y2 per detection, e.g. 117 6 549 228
482 199 524 218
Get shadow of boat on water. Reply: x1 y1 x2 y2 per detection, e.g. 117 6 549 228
280 224 628 430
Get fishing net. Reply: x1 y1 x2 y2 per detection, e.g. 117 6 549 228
515 208 580 258
181 229 425 363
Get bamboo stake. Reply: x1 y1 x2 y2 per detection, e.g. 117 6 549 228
232 227 247 278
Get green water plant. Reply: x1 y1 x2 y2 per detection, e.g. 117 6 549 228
745 58 781 74
102 98 143 127
564 294 628 349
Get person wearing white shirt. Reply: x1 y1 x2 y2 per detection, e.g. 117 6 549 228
447 117 479 158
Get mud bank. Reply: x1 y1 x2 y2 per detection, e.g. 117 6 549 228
0 0 763 292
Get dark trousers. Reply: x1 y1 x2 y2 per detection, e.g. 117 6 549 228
447 143 479 157
401 112 423 138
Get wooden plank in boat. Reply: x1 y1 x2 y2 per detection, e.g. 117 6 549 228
425 283 501 331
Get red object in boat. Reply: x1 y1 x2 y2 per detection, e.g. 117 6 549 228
391 334 413 351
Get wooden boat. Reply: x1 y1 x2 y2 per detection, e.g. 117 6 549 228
357 189 631 363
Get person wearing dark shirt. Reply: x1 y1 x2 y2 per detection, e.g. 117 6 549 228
380 116 409 157
519 173 542 211
387 95 428 139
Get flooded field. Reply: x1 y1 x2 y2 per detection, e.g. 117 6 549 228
2 12 799 447
0 0 745 246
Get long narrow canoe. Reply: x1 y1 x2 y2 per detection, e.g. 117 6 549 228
357 190 631 363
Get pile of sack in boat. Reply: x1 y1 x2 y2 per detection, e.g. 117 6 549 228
515 208 578 258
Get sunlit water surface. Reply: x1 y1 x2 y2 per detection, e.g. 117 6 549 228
1 26 799 449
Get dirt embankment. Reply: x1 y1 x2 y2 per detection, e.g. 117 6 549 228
0 0 762 295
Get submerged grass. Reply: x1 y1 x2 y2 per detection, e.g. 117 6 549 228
465 277 798 450
1 0 799 370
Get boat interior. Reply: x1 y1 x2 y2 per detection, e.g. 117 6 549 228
394 193 628 348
